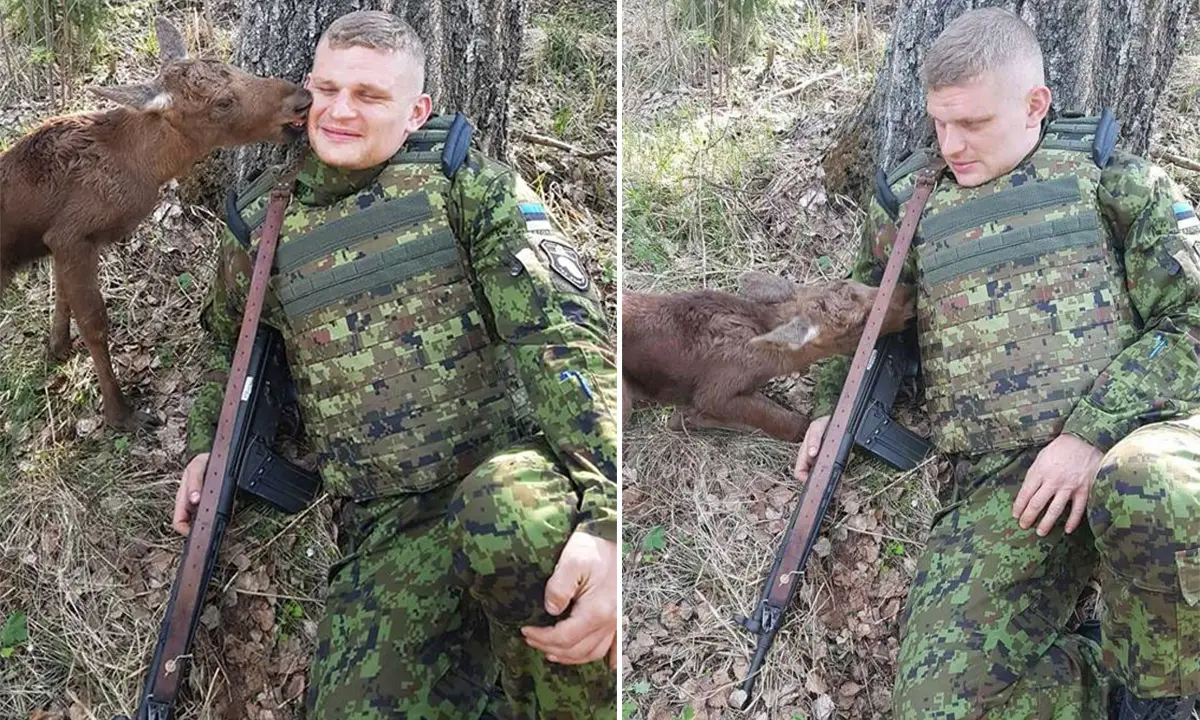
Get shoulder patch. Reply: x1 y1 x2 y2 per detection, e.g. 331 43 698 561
1173 202 1199 234
540 239 590 291
521 202 554 234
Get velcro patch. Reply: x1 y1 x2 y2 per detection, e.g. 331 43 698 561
540 239 590 292
1173 202 1199 234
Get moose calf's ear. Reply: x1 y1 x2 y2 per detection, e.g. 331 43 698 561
90 84 172 112
156 17 189 63
739 271 795 303
751 317 820 350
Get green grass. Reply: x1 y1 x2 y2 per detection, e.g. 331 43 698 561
622 107 778 287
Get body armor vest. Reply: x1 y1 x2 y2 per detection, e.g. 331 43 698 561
229 116 533 499
884 114 1140 455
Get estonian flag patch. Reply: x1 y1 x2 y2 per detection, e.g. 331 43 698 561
1174 202 1199 234
520 202 553 233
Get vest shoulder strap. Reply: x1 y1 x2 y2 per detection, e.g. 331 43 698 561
1041 108 1119 168
875 148 935 222
226 166 280 248
390 112 474 179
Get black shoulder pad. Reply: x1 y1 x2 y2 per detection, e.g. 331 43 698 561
1092 107 1118 169
225 187 252 249
875 167 900 222
442 112 473 179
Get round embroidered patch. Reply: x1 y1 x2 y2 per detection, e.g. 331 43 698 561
540 239 590 292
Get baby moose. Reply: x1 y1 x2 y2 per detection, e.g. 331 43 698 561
622 272 914 442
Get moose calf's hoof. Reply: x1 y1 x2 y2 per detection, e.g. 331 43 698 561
48 337 75 362
104 407 161 432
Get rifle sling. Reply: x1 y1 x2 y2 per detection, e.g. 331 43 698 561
764 160 944 608
150 183 292 701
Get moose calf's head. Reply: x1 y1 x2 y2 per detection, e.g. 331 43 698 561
91 18 312 149
743 271 916 363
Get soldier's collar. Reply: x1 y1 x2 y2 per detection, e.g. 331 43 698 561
294 150 388 206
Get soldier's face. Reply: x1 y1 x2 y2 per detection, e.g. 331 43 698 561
305 41 432 169
926 69 1050 187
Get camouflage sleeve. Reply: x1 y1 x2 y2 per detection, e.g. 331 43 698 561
1060 153 1200 451
184 226 248 461
453 159 618 543
811 191 920 417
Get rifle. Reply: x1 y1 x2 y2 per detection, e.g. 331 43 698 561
731 161 944 708
117 184 320 720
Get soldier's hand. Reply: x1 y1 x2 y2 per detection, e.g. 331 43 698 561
173 453 209 536
521 530 617 669
1013 434 1104 537
794 415 831 484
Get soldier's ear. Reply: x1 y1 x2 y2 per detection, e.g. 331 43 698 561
751 317 819 350
739 271 795 303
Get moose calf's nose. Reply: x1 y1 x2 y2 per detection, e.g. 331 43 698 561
292 89 313 112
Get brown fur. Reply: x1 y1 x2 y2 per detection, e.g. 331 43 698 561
0 19 311 430
621 272 915 442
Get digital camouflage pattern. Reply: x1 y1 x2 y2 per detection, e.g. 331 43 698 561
810 122 1200 715
894 414 1200 718
187 120 617 541
185 119 617 718
908 128 1139 455
307 440 616 720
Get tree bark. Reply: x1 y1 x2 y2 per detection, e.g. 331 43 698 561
823 0 1197 202
184 0 524 206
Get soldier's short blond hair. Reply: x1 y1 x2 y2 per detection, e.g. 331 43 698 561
319 11 426 87
921 7 1045 92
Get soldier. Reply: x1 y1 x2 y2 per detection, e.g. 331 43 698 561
797 8 1200 720
170 10 617 719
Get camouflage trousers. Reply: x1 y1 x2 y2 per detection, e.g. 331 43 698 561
305 438 617 719
893 414 1200 719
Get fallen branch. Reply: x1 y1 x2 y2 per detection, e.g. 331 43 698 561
517 131 615 160
1152 148 1200 173
761 68 842 105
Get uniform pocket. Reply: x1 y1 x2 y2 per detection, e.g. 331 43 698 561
1176 547 1200 607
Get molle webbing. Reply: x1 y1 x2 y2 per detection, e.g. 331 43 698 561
277 230 458 319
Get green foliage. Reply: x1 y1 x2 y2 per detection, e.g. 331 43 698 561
674 0 773 65
1 612 29 657
0 0 110 70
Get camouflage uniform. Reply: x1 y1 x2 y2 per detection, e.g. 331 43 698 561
186 116 617 719
813 115 1200 718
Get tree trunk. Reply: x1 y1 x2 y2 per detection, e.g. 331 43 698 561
823 0 1197 202
184 0 524 207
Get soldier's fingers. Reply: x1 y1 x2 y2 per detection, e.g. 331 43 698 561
544 627 611 665
793 453 808 484
543 563 584 617
1012 466 1048 520
522 611 594 649
1018 482 1056 530
1036 491 1072 537
172 482 193 536
1065 487 1089 534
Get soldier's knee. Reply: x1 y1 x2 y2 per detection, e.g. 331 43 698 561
1089 423 1198 581
449 447 574 574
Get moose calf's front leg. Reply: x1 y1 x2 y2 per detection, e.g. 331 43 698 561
685 392 809 443
50 242 142 429
49 263 74 361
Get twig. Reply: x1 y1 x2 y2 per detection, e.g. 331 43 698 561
760 68 842 106
517 131 615 160
1152 148 1200 173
